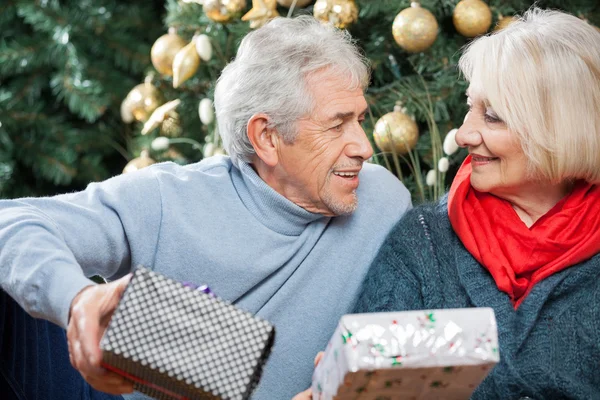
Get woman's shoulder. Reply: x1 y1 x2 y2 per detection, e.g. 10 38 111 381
387 195 452 240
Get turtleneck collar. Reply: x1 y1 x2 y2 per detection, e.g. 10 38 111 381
231 161 328 236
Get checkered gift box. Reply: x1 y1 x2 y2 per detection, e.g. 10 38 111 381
100 266 275 400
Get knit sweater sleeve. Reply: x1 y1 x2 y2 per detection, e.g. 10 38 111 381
0 165 164 329
353 206 435 314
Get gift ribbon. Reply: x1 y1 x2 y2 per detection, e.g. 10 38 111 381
101 362 190 400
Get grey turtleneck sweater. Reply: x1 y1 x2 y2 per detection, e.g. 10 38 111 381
0 155 411 399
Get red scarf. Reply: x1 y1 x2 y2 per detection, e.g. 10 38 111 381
448 156 600 308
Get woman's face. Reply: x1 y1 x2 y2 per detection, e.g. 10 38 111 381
455 93 532 198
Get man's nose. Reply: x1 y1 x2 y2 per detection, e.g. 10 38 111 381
348 124 374 160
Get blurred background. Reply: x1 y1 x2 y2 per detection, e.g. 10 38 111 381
1 0 598 203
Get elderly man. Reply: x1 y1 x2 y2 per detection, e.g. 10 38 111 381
0 16 410 400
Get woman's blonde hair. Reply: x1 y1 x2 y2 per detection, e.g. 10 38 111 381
459 8 600 183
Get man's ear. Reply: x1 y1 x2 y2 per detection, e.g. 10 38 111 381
247 113 279 167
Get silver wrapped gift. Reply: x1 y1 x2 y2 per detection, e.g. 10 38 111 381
312 308 499 400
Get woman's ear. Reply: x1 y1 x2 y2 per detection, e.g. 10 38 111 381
247 113 279 167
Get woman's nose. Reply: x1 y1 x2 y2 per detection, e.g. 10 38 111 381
455 113 482 148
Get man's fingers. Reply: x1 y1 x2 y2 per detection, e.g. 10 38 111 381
75 309 104 374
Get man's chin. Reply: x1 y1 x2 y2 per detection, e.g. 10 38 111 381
325 194 358 216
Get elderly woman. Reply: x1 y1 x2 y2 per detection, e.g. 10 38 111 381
295 7 600 400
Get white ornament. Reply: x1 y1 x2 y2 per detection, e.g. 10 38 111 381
199 98 215 125
195 34 213 62
443 128 459 155
213 147 226 156
151 137 170 151
426 169 437 186
120 99 134 123
203 142 215 158
438 157 449 173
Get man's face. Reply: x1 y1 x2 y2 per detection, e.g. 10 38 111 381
273 69 373 216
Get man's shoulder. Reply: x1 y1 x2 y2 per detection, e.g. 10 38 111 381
146 155 234 181
358 163 410 205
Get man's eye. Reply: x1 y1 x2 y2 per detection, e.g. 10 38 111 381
333 124 343 132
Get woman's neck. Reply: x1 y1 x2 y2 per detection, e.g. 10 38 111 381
496 181 574 228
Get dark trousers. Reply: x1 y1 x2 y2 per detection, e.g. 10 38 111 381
0 290 123 400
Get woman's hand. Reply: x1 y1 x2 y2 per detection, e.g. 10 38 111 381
291 352 325 400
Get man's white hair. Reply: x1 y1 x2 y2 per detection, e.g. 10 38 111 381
214 16 370 167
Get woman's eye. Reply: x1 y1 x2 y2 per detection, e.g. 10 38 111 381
484 113 502 123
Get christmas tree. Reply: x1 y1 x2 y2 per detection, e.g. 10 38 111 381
0 0 164 198
52 1 600 202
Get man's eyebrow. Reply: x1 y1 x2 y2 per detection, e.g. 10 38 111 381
328 107 369 122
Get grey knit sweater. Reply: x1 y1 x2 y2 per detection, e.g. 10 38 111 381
354 198 600 400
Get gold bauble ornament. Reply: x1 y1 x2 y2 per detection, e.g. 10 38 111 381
453 0 492 38
124 83 163 122
242 0 280 29
373 109 419 155
172 41 200 88
151 30 187 76
277 0 313 7
313 0 358 29
203 0 246 23
392 2 439 53
141 99 181 135
494 15 517 31
161 114 183 137
123 150 156 174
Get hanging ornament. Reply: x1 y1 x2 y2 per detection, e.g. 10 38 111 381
172 40 201 88
443 128 459 155
242 0 280 29
453 0 492 38
123 82 163 122
141 99 181 135
151 137 171 152
494 14 517 31
198 98 215 125
123 150 156 174
195 34 213 61
425 169 437 186
203 0 246 23
120 98 135 123
203 142 216 158
438 157 449 173
277 0 313 7
313 0 359 30
151 29 187 76
372 106 419 155
161 114 183 137
392 2 439 53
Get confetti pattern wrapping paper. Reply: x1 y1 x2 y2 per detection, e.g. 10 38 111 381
100 266 275 400
312 308 499 400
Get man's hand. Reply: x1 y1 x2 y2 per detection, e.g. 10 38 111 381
291 352 325 400
67 274 134 395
